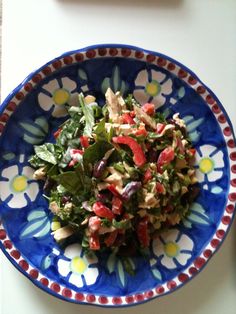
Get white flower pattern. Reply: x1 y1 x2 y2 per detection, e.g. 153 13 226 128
0 163 39 208
195 145 224 184
57 244 99 287
38 77 77 117
133 69 172 108
152 229 194 269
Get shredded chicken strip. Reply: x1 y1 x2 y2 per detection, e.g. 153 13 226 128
105 88 122 122
133 105 157 129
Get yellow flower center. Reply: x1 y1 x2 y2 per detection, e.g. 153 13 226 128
53 89 70 106
164 242 180 258
11 175 28 193
199 157 214 174
145 80 161 97
70 256 87 275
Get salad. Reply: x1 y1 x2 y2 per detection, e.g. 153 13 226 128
30 88 198 255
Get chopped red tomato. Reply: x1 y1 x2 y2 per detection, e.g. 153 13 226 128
156 182 165 194
68 159 77 167
104 230 118 247
122 113 135 125
80 135 89 148
68 149 84 167
89 232 100 250
70 149 84 156
157 146 175 171
188 148 196 157
112 196 123 215
53 128 62 139
88 216 101 232
130 110 135 118
156 123 165 134
92 201 115 221
112 136 146 167
143 168 152 183
142 103 155 116
137 217 150 247
134 125 148 137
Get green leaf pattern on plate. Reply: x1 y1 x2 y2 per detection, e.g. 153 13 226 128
101 65 128 95
182 202 211 228
19 117 49 145
106 253 136 288
20 208 51 239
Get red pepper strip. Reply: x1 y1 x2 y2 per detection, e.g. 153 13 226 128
143 168 152 183
112 136 146 167
137 217 150 247
156 182 165 194
92 201 115 221
53 128 62 139
104 230 118 247
142 103 155 116
157 146 175 172
112 196 123 215
107 184 121 198
122 113 135 125
156 123 165 134
80 135 89 148
89 232 100 250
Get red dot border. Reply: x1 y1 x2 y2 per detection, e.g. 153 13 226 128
0 45 235 307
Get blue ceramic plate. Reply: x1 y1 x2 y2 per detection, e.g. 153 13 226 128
0 44 235 307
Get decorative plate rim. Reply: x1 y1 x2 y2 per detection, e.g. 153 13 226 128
0 43 235 307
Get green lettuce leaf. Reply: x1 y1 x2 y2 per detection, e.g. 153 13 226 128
53 165 92 196
34 143 59 165
78 93 95 137
83 140 113 166
94 118 114 142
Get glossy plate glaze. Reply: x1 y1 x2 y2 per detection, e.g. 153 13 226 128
0 44 235 307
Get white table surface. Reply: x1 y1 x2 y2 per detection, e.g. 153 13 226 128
1 0 236 313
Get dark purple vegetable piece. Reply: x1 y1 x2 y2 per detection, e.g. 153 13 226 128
170 119 187 137
43 178 56 194
61 196 70 204
148 149 158 162
93 158 107 178
92 148 115 178
122 181 142 201
96 191 112 202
